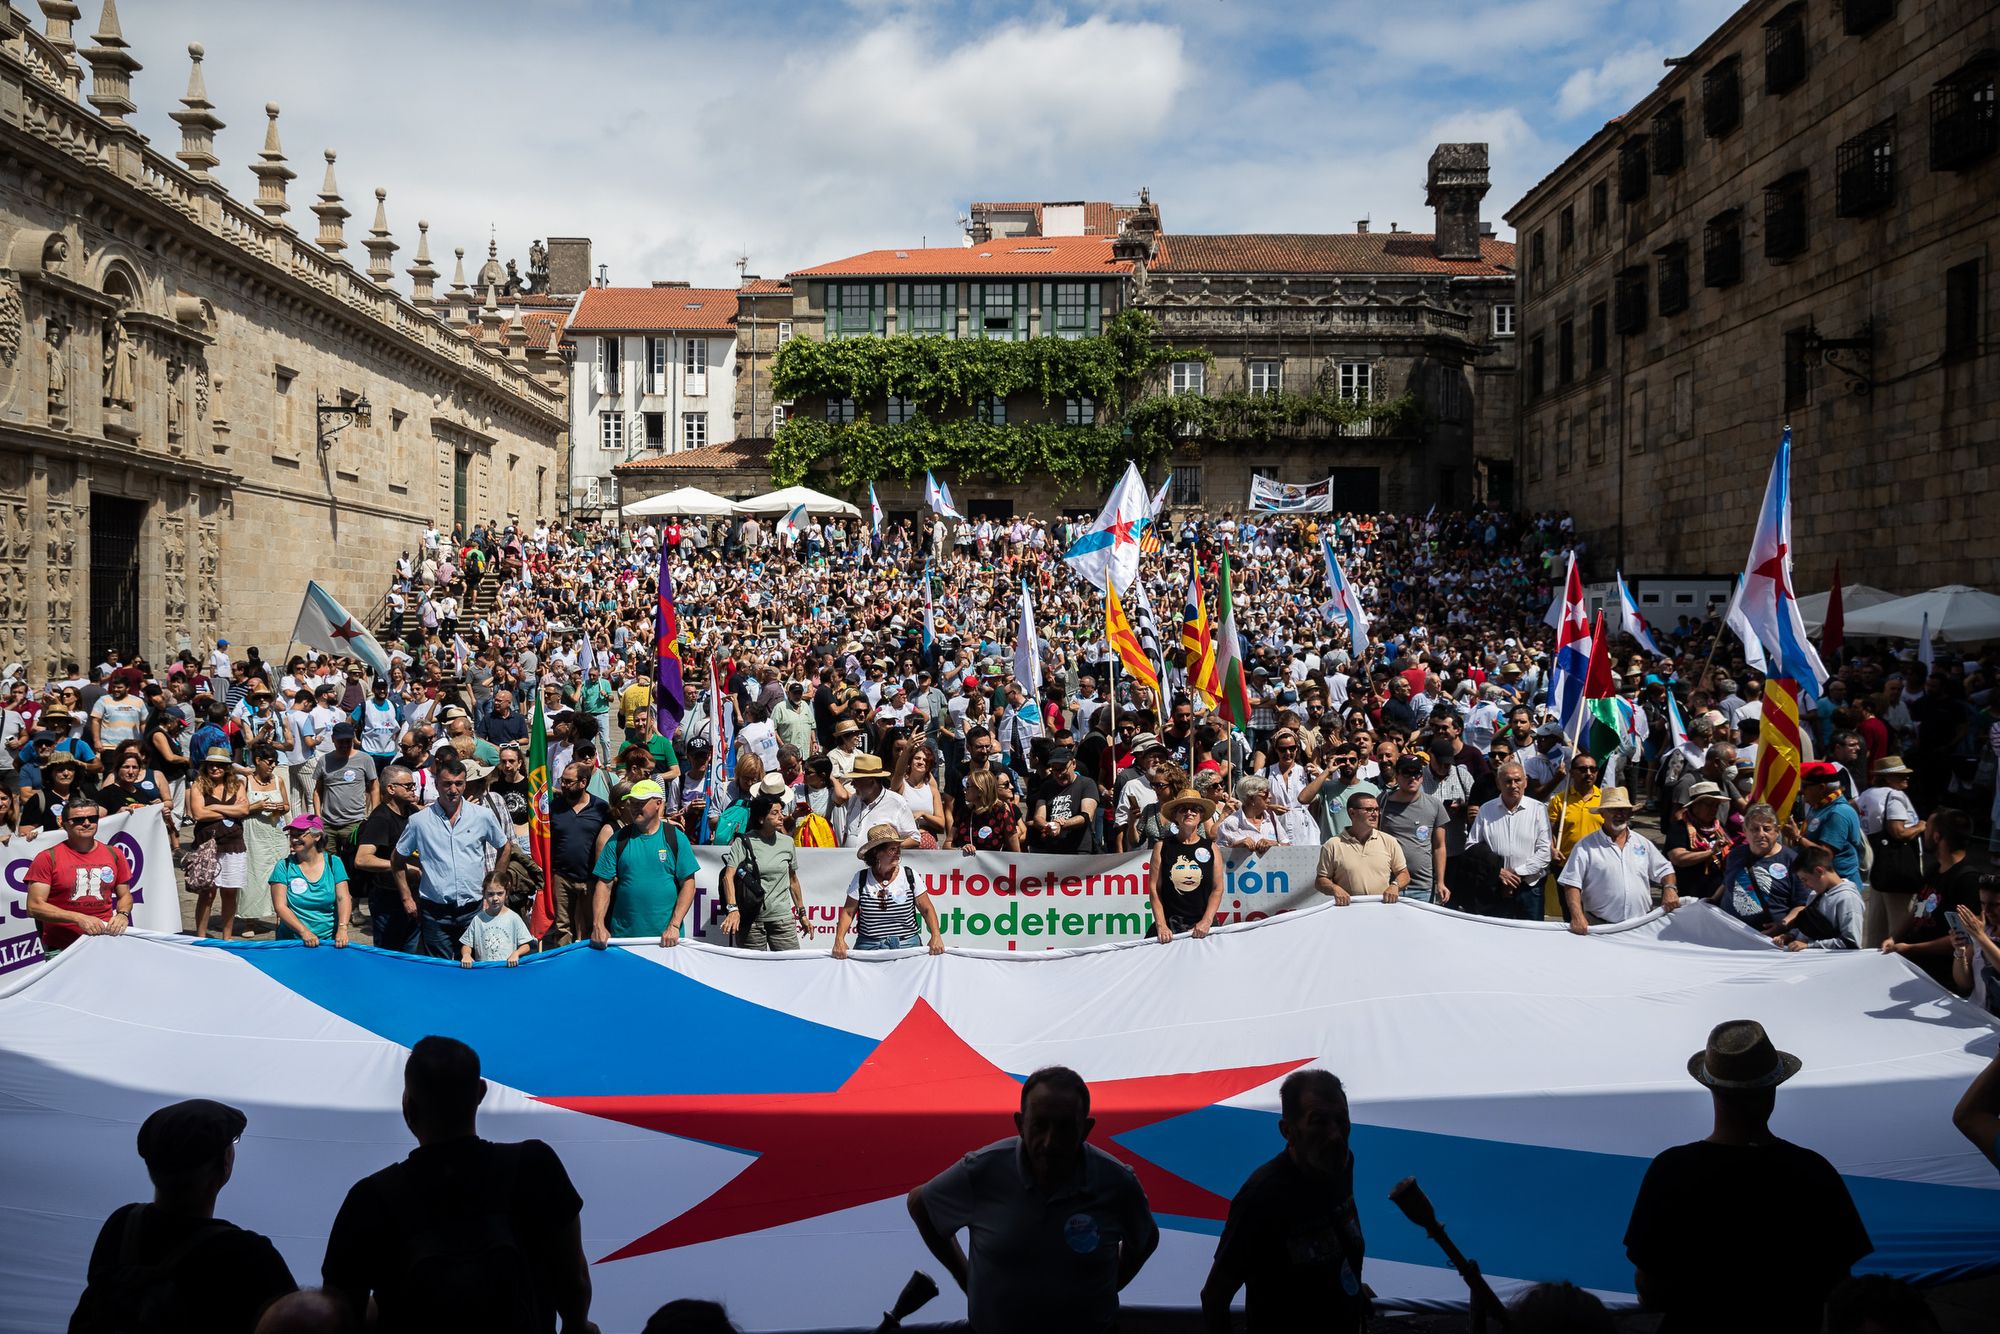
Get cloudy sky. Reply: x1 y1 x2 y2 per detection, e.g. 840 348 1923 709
109 0 1744 292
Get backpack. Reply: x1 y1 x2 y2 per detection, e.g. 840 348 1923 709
70 1207 233 1334
731 834 767 926
390 1145 543 1334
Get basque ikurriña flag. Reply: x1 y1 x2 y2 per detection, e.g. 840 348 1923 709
8 914 1996 1333
654 549 687 740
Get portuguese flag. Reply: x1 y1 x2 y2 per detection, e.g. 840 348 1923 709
526 692 555 938
1214 553 1252 730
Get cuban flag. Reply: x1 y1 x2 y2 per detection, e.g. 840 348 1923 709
1062 461 1150 595
1546 554 1593 740
1320 535 1371 653
4 915 1994 1333
654 549 687 739
1737 427 1828 693
1615 571 1662 656
924 470 963 522
869 481 884 537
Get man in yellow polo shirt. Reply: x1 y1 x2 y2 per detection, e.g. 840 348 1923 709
1546 754 1605 916
1314 789 1410 906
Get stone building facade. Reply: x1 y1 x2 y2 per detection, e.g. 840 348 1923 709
0 4 563 676
1506 0 1998 592
1124 145 1518 516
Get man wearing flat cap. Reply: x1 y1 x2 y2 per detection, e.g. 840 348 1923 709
1624 1020 1870 1334
70 1099 296 1333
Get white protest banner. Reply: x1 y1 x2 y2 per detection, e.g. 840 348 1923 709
684 845 1325 948
1 806 181 975
1248 474 1333 512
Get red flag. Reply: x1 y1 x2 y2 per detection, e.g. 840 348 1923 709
1583 610 1615 700
1820 560 1845 661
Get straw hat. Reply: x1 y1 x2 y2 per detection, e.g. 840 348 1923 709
849 753 888 780
1159 788 1216 821
1871 755 1914 776
1687 1019 1801 1090
854 823 905 861
1682 781 1727 804
1594 786 1636 811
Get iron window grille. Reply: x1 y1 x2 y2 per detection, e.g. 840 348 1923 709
1614 266 1649 335
1836 119 1896 216
1765 171 1810 260
1765 4 1808 95
1653 103 1686 175
1619 138 1651 203
1704 209 1743 287
1656 242 1690 316
1705 56 1742 138
1930 56 1997 170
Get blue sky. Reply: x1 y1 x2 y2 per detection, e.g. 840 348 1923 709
109 0 1746 291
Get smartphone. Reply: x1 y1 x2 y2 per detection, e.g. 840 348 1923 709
1945 910 1967 942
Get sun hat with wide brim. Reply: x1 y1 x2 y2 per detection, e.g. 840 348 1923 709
854 822 906 861
1687 1019 1802 1090
849 753 889 779
1159 788 1216 821
460 759 494 782
199 747 234 767
1594 786 1637 811
1871 755 1914 776
1682 781 1727 804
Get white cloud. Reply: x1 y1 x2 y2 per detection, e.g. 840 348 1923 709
1556 43 1669 120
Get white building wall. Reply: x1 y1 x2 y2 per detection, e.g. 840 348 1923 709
567 330 738 516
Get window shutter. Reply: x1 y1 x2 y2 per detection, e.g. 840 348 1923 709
872 284 885 336
896 283 908 334
972 284 985 338
1041 283 1053 338
1015 284 1028 340
1087 283 1102 336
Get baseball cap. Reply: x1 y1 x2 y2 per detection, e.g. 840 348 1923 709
137 1098 246 1175
330 721 356 740
627 779 666 801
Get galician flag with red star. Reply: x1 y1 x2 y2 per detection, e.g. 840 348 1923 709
1062 461 1151 595
292 579 391 678
5 900 1996 1330
1737 426 1827 693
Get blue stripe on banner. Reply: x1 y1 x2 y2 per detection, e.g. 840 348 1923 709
225 941 875 1097
1065 532 1114 559
1117 1106 2000 1292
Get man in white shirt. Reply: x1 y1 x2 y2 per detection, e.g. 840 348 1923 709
1522 723 1570 800
1464 687 1506 754
1557 787 1678 933
1466 760 1551 920
840 754 916 847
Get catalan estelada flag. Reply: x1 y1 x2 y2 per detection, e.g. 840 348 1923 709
1106 581 1160 696
655 547 687 740
1752 676 1804 826
1181 565 1220 708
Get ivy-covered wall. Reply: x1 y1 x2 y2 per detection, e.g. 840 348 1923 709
767 312 1418 489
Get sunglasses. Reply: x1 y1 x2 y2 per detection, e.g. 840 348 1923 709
64 814 99 824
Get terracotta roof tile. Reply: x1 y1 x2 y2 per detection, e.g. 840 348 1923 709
520 310 565 351
1151 233 1516 278
791 234 1131 279
741 277 792 293
565 286 740 333
613 438 769 473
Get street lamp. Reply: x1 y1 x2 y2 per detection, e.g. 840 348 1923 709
316 393 372 452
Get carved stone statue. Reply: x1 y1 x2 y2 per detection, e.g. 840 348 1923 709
103 313 135 408
45 317 68 426
527 239 548 292
502 259 522 297
167 357 187 445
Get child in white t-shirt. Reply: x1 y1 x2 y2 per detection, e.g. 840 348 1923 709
460 883 535 967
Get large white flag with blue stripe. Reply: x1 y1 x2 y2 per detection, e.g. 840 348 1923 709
2 906 1993 1332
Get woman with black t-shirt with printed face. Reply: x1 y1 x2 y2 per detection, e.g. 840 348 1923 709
1151 788 1222 943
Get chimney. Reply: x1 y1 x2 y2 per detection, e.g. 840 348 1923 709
1355 218 1369 233
1426 142 1491 262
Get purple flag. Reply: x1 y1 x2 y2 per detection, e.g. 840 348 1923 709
655 548 687 739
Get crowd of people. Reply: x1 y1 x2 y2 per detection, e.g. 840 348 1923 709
13 502 2000 1332
12 505 2000 1013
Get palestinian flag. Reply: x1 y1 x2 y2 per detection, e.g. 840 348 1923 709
1214 553 1252 730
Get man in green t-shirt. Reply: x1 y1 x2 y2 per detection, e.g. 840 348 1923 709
590 780 700 948
625 705 681 783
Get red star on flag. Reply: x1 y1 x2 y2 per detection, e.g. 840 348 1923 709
1108 517 1145 548
1751 542 1790 593
542 999 1306 1263
327 617 368 646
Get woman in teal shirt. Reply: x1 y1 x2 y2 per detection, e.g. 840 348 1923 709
270 813 352 948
